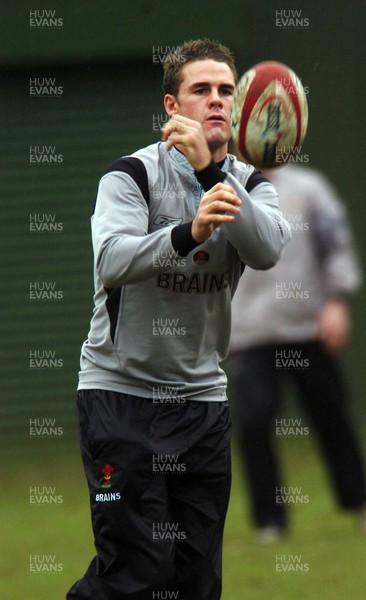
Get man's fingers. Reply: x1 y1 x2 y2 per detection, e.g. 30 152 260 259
203 190 241 209
205 199 241 214
205 183 241 199
161 123 181 139
192 187 242 243
207 182 235 193
161 123 174 142
161 115 213 171
200 213 236 224
165 131 192 151
162 116 192 140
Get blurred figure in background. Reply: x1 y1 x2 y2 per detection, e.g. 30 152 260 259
229 163 366 543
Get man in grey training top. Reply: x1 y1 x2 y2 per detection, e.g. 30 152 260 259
67 38 291 600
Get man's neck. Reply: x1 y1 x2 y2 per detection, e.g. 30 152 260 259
211 145 228 164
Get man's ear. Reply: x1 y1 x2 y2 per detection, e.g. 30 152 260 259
164 94 179 117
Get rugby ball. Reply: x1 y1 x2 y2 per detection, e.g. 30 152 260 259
230 61 308 168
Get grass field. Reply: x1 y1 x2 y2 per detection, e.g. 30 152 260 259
2 432 366 600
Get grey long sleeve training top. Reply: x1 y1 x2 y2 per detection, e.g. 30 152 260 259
78 142 291 401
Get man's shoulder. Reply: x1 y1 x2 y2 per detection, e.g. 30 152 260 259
129 141 165 163
103 142 163 174
99 142 167 202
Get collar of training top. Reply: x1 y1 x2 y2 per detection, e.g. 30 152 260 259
168 144 230 175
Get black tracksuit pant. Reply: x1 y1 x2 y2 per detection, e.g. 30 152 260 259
231 341 366 529
66 390 232 600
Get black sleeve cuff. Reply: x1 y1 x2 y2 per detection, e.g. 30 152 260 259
171 222 200 257
194 160 226 191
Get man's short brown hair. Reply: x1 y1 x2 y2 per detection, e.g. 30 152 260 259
162 38 237 97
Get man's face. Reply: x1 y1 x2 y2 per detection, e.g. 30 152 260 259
171 59 236 152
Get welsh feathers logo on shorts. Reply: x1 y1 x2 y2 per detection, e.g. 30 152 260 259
101 464 114 489
95 464 121 502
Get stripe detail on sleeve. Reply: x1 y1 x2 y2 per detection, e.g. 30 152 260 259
104 287 122 343
245 170 270 193
103 157 150 205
